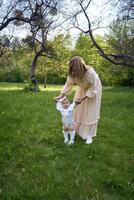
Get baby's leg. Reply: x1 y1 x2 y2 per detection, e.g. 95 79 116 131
74 122 80 133
68 125 75 145
63 125 69 144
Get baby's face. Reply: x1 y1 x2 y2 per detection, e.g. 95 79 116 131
62 99 70 109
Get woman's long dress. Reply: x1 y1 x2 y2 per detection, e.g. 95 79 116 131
60 67 102 139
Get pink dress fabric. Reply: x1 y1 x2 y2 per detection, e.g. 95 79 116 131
60 67 102 139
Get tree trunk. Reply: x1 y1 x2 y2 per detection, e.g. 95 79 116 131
43 75 47 88
30 50 43 92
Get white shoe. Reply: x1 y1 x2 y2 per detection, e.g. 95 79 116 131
68 140 74 145
64 138 69 144
85 137 92 144
64 132 69 144
68 132 75 145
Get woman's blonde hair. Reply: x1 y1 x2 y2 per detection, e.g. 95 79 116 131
68 56 88 81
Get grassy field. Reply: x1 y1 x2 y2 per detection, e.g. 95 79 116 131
0 82 134 200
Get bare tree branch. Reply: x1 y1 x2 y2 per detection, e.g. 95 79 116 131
75 0 134 67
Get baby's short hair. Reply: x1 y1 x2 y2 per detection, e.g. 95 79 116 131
60 96 67 103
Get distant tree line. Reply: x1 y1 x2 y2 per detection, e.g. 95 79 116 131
0 31 134 86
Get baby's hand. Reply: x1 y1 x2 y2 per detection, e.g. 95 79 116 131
54 94 65 101
53 97 58 102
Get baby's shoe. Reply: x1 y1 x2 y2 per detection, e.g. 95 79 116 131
68 132 75 145
85 136 92 144
64 132 69 144
64 138 69 144
68 140 74 145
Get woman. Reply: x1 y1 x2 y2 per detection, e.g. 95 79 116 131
54 56 102 144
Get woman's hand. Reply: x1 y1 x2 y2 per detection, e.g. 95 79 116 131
81 95 87 101
75 96 87 104
75 99 82 104
53 94 65 101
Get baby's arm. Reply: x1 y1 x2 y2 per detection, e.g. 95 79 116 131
56 101 63 112
69 101 81 110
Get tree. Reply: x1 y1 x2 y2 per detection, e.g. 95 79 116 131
37 33 72 86
74 33 115 85
0 35 12 67
0 0 65 91
107 20 134 57
68 0 134 67
113 0 134 20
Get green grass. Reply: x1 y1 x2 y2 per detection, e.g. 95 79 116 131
0 83 134 200
0 82 64 91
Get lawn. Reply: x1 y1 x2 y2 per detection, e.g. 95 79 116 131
0 83 134 200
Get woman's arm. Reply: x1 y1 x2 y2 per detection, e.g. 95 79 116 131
54 76 73 100
85 70 98 98
60 76 73 95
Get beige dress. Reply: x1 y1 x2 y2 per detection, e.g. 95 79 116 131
60 67 102 139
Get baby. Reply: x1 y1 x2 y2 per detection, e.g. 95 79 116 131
55 96 79 145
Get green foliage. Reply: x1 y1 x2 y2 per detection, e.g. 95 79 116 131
0 46 12 67
46 72 66 84
0 67 24 83
0 33 134 86
0 35 10 47
23 82 35 92
74 34 115 85
74 33 134 86
23 82 41 92
107 20 134 56
21 36 35 49
0 84 133 199
120 69 134 86
35 33 72 84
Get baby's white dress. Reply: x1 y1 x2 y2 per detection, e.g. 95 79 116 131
56 102 76 127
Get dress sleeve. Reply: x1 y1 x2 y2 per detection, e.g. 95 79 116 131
60 76 74 95
85 70 98 98
56 101 63 112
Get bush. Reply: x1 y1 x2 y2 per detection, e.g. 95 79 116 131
46 72 66 84
1 68 24 83
121 70 134 86
23 82 41 92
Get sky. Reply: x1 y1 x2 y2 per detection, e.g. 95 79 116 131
55 0 117 43
67 0 117 37
0 0 117 40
